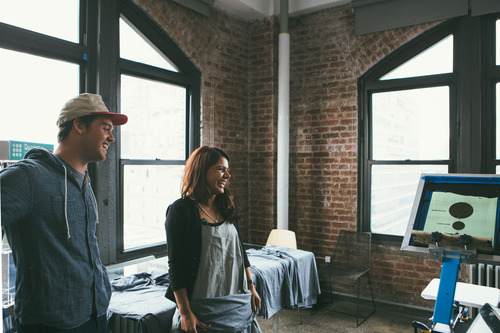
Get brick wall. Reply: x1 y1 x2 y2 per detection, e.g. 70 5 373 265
285 5 443 308
134 0 457 309
247 17 280 243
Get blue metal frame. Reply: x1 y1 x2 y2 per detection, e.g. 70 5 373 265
432 256 461 327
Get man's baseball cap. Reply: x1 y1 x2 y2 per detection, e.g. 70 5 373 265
57 93 128 127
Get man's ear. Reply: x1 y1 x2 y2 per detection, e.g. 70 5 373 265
72 118 85 134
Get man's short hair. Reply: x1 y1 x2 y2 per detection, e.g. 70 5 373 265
57 115 96 143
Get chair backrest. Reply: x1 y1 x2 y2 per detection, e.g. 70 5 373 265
265 229 297 249
332 230 371 272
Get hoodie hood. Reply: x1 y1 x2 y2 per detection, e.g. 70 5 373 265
24 147 63 169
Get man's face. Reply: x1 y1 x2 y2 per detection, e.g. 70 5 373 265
81 116 115 162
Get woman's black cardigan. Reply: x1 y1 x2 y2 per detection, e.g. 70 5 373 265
164 197 250 302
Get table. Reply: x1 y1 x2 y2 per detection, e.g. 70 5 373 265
421 278 500 333
421 278 500 309
247 246 321 332
107 257 175 333
106 247 321 333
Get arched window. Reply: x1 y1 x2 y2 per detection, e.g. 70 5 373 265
117 3 200 258
358 14 500 243
0 0 201 263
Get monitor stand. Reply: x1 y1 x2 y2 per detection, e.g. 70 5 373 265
414 231 481 333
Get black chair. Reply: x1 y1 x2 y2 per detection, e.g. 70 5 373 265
327 230 376 326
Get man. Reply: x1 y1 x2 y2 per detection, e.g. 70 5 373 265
0 93 128 332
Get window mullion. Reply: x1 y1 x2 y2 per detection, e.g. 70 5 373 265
454 16 483 173
0 23 87 63
120 159 186 166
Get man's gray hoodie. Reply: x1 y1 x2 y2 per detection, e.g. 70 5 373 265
0 148 111 329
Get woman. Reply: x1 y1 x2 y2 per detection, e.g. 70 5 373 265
165 146 261 333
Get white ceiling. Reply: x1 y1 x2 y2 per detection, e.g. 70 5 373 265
213 0 350 20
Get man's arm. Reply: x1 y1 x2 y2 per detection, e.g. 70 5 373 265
0 165 32 227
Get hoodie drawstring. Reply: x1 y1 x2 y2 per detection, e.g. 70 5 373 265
62 164 71 239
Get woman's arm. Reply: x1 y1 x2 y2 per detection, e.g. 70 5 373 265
173 288 210 333
232 220 261 311
165 200 191 293
245 266 261 312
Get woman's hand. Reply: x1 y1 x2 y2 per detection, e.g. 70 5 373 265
249 283 261 312
180 310 211 333
245 267 261 312
174 288 210 333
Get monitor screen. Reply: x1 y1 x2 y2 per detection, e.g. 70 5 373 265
401 174 500 262
423 192 496 238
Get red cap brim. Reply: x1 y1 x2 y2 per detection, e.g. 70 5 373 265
91 111 128 126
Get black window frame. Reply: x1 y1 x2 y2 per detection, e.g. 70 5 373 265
0 0 95 91
115 0 201 262
358 13 500 246
0 0 201 265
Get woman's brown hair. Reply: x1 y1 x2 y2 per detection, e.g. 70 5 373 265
181 146 237 222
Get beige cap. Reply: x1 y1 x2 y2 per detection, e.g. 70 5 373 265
57 93 128 127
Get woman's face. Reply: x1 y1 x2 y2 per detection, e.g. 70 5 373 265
206 156 230 196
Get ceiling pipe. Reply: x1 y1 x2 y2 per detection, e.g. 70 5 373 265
277 0 289 230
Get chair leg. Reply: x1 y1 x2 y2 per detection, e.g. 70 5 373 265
368 273 376 313
356 273 376 327
328 267 333 304
356 278 361 327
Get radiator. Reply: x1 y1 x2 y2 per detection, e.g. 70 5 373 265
108 315 139 333
468 263 500 318
469 263 500 288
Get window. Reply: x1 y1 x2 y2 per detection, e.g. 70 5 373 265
0 49 79 148
0 0 82 148
381 35 453 80
120 73 186 251
497 82 500 174
0 0 201 263
116 6 200 260
496 20 500 66
362 34 454 238
496 20 500 174
359 15 500 244
0 0 79 43
119 18 178 72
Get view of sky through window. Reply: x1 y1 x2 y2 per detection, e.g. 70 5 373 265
0 49 79 149
0 0 79 43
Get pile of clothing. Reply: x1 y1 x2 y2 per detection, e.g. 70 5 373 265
107 270 177 332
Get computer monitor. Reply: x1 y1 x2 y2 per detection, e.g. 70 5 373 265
401 174 500 264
